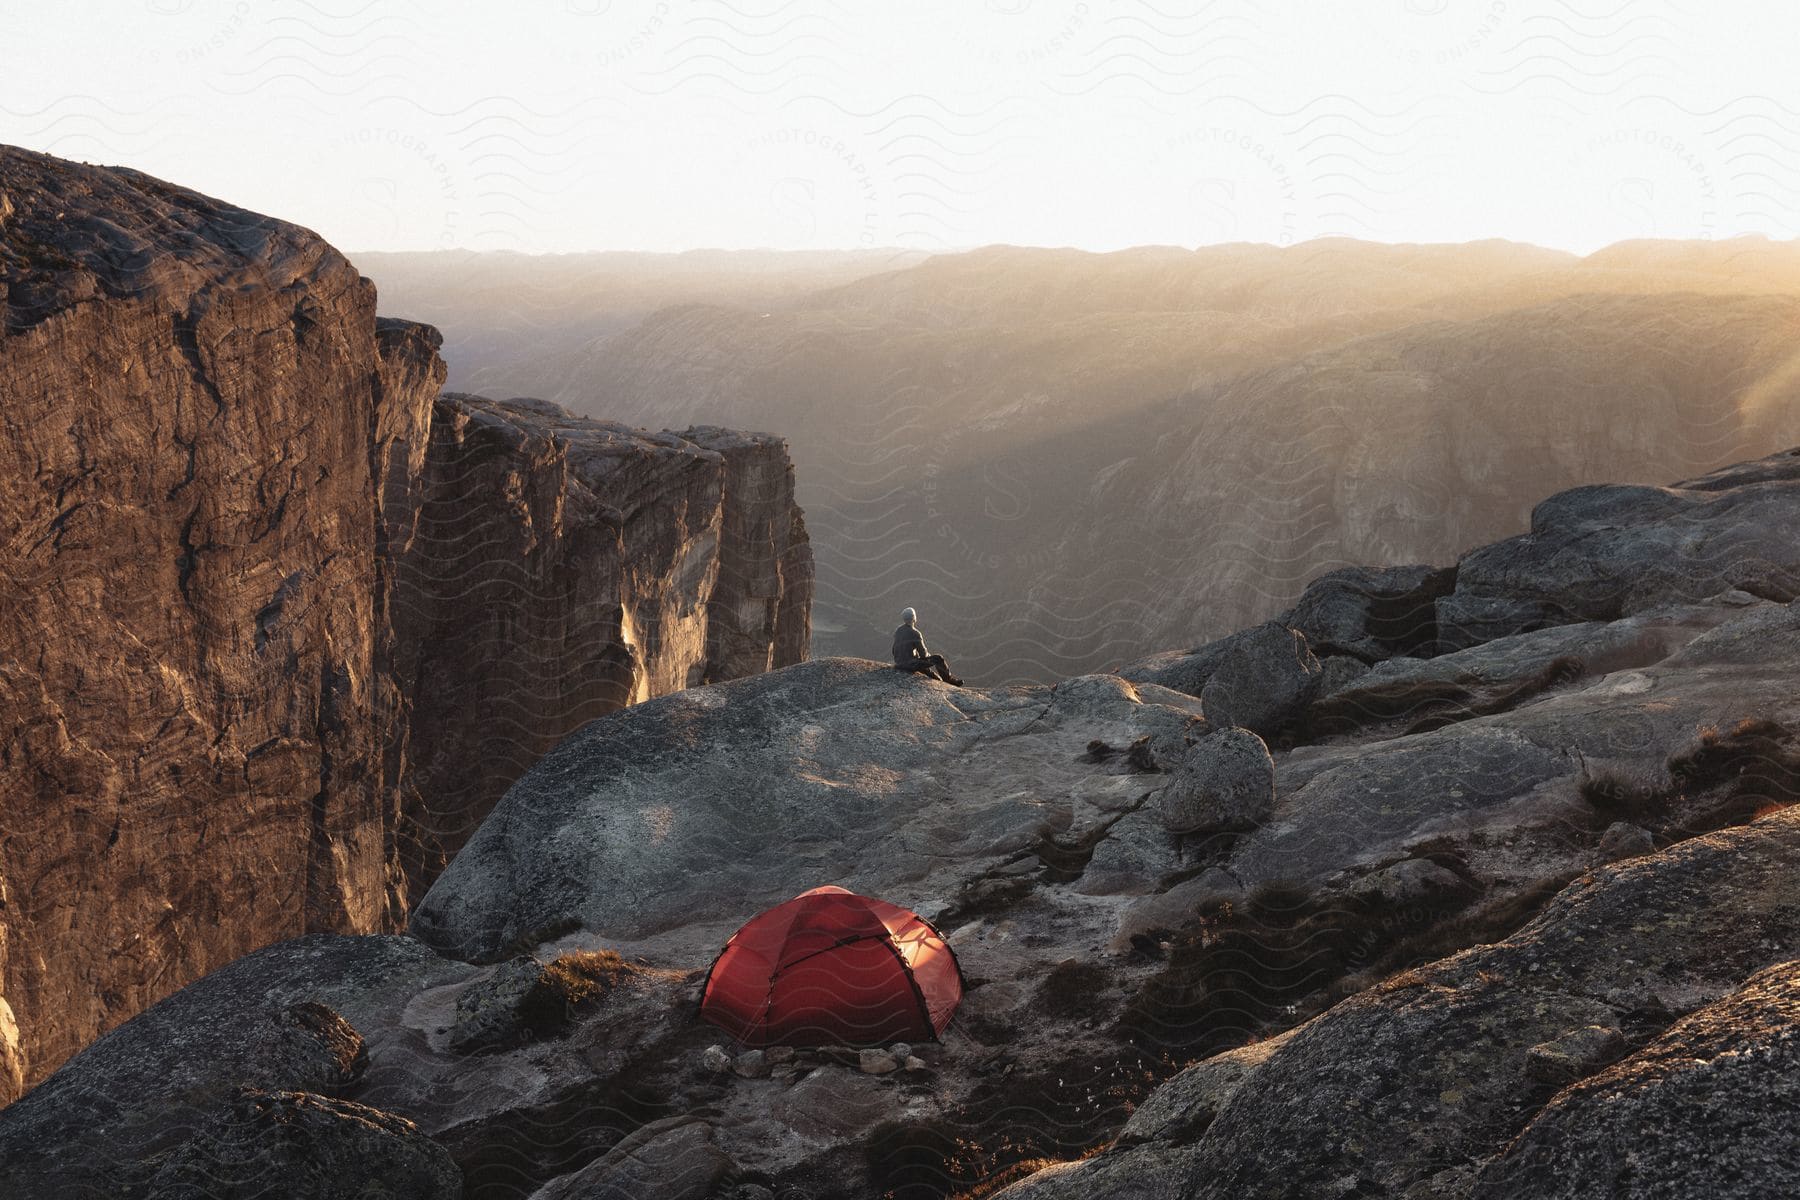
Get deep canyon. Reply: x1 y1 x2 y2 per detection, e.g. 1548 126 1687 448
4 146 1800 1200
0 145 811 1100
369 238 1800 685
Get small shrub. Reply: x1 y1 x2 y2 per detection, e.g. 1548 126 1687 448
1578 765 1677 823
941 872 1036 925
866 1056 1154 1199
1114 869 1479 1056
1666 717 1800 832
1125 736 1162 773
1033 960 1111 1019
948 1157 1066 1200
1581 717 1800 844
1332 870 1581 1002
864 1118 965 1200
520 950 635 1036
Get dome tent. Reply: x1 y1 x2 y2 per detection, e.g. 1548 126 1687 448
699 886 964 1047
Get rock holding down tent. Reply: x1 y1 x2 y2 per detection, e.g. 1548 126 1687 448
859 1049 900 1075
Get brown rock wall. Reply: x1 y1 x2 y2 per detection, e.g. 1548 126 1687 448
0 145 812 1102
0 147 403 1100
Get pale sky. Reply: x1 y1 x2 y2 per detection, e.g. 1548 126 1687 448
2 0 1794 255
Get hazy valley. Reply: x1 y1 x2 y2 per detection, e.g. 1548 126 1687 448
371 239 1800 682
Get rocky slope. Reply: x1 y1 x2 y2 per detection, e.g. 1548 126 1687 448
7 448 1797 1198
0 145 812 1104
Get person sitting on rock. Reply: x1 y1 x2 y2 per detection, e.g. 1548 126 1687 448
893 607 962 685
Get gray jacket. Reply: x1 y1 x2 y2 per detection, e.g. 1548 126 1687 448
893 623 928 666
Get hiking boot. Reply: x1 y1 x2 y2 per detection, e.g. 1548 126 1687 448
948 677 964 687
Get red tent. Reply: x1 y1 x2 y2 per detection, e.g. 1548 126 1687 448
698 886 964 1047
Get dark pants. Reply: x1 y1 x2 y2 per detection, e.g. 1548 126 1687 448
897 654 956 683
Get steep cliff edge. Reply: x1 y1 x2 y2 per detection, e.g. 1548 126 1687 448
0 146 813 1103
0 144 425 1102
394 395 812 895
686 424 813 681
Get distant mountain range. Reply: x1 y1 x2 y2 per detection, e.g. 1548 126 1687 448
363 237 1800 682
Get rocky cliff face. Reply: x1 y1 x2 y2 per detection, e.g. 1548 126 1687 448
0 145 426 1104
0 145 812 1104
394 395 812 895
10 449 1796 1197
686 425 813 681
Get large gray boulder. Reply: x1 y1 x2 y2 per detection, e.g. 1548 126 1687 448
1312 604 1727 709
1122 596 1398 707
1232 598 1800 893
1198 623 1322 736
0 935 464 1198
1437 448 1800 649
1157 729 1276 834
1474 958 1800 1199
1118 627 1252 698
1286 563 1456 661
411 659 1202 963
1231 722 1572 888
